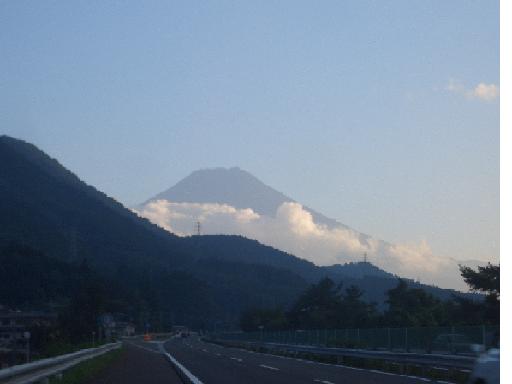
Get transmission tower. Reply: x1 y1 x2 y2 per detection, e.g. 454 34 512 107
196 221 201 236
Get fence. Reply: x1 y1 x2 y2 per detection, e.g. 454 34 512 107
211 325 498 355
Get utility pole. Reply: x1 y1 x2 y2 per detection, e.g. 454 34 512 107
363 252 367 264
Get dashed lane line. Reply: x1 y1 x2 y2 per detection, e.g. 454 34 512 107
259 364 280 371
204 341 445 383
314 380 336 384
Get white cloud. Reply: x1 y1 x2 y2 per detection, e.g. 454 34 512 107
446 79 499 101
467 83 499 101
134 200 468 290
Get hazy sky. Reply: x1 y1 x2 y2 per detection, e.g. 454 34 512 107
1 1 499 264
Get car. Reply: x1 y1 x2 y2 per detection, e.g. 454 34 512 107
467 348 499 384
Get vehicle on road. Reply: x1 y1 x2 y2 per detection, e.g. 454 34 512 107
467 348 499 384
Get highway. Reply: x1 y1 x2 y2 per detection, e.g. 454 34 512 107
153 336 436 384
86 342 181 384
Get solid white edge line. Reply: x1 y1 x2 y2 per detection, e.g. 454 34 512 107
165 352 204 384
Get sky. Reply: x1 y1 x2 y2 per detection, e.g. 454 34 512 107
0 1 499 266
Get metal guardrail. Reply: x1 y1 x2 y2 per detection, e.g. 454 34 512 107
0 342 121 384
213 325 498 355
262 341 475 369
207 338 476 370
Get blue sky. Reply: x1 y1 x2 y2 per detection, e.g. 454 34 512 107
1 1 499 264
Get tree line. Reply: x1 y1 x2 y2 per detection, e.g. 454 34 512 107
240 263 499 332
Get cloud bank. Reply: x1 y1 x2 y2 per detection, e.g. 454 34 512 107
135 200 468 290
446 79 499 101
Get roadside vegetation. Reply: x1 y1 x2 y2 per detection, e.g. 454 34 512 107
48 347 124 384
240 263 499 331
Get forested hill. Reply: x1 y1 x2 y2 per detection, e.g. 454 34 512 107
0 135 186 270
0 135 391 286
0 136 476 329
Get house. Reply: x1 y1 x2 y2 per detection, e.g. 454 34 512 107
0 306 57 367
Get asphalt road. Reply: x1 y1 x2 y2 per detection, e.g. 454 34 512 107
163 336 435 384
85 342 181 384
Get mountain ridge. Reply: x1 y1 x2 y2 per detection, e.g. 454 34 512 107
0 136 479 328
143 166 357 232
138 166 476 291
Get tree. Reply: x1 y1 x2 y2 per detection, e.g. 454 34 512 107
240 308 288 332
384 279 442 327
287 278 342 329
340 285 377 328
459 263 499 297
59 259 108 343
459 263 499 324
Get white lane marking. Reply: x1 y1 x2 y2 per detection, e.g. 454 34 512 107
201 348 208 352
370 370 394 376
230 357 243 362
165 352 204 384
314 380 336 384
259 364 280 371
215 353 222 356
203 341 443 382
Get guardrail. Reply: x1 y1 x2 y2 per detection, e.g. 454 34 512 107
212 325 498 355
0 342 121 384
206 338 476 371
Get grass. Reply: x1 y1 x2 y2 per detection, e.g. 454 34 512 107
48 347 124 384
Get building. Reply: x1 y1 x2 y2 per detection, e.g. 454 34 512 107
0 306 57 367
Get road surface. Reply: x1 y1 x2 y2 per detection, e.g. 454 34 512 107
85 341 181 384
161 336 435 384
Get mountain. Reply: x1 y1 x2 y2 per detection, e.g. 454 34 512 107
0 135 185 270
138 167 472 291
0 136 477 330
0 136 310 326
143 167 350 230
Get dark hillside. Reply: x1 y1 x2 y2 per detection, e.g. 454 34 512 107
0 135 184 271
0 136 478 329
